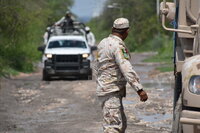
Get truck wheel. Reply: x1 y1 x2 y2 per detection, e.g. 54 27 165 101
172 96 182 133
174 73 182 109
88 70 93 80
42 69 50 81
88 75 92 80
79 75 92 80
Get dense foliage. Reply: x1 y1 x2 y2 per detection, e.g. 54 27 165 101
0 0 73 75
88 0 173 52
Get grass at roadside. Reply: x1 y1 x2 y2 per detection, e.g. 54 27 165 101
143 35 174 72
0 67 19 77
157 65 173 72
144 55 174 72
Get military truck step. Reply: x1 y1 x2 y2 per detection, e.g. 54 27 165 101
183 50 193 54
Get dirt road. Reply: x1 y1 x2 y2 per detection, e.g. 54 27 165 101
0 53 174 133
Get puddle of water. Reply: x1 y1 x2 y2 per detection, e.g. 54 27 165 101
124 80 173 130
142 82 173 90
123 93 137 105
139 113 172 123
123 100 136 105
142 82 174 98
47 110 56 113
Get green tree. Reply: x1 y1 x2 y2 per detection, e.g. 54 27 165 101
88 0 172 51
0 0 73 75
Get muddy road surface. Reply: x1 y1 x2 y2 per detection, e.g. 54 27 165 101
0 53 174 133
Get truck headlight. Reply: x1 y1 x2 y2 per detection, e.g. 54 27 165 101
82 53 89 58
189 76 200 95
45 54 52 58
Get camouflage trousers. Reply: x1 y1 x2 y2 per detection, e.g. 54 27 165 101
98 92 127 133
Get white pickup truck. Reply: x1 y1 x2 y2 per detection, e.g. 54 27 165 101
38 34 93 80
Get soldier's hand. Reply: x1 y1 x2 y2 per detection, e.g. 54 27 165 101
137 89 148 102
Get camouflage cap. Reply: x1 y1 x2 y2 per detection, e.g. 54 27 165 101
113 18 129 29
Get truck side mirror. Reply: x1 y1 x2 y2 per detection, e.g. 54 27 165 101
159 0 192 34
160 2 175 22
91 46 97 51
37 45 46 52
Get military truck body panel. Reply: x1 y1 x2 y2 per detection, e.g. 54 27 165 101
182 55 200 108
160 0 200 132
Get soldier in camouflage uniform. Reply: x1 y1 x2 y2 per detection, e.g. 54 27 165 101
95 18 148 133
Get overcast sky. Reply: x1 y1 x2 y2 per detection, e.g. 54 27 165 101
71 0 107 19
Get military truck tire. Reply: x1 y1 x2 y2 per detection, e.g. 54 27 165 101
88 75 92 80
172 96 182 133
79 74 92 80
174 73 182 109
79 75 86 80
42 69 50 81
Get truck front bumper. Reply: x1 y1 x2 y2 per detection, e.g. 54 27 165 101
44 59 92 76
180 110 200 125
45 68 92 76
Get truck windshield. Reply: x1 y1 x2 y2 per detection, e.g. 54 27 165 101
48 40 87 49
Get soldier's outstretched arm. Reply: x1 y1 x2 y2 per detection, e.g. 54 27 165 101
114 45 148 101
114 45 142 91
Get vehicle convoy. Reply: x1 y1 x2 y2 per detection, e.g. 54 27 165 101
160 0 200 132
38 22 94 81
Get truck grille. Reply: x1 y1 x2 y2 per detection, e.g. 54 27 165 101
56 66 79 70
54 55 80 62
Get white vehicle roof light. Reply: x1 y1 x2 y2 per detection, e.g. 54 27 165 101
189 76 200 95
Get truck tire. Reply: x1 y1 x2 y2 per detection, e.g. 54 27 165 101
79 75 92 80
174 73 182 109
42 69 50 81
172 96 182 133
88 75 92 80
88 70 93 80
